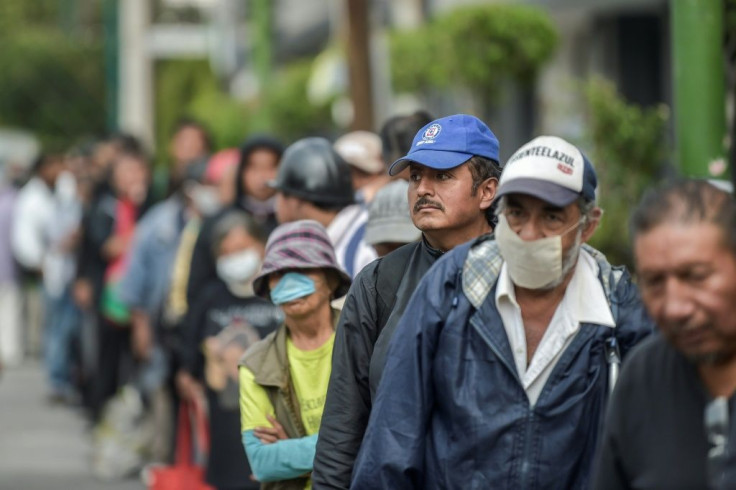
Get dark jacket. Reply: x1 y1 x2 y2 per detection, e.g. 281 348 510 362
186 136 283 308
77 189 153 303
312 238 442 489
350 237 654 490
240 309 340 490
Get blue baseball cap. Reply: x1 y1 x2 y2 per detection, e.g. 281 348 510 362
495 136 597 207
388 114 500 176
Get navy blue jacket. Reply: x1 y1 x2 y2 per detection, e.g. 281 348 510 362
351 238 653 490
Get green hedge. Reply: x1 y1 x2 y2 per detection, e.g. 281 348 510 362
389 4 558 99
585 78 670 267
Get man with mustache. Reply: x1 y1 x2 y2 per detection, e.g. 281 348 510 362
312 114 501 489
594 180 736 489
350 136 653 489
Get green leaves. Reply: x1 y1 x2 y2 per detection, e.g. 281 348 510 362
584 78 669 266
389 4 558 98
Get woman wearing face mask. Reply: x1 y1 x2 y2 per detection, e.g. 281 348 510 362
238 220 351 490
178 210 283 490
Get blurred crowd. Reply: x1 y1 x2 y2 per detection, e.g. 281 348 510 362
0 112 429 488
2 111 736 490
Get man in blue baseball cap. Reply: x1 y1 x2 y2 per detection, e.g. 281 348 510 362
312 114 502 489
349 135 654 489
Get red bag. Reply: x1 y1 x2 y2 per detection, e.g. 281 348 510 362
144 399 215 490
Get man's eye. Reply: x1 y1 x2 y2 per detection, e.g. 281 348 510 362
640 274 663 291
409 173 420 182
684 269 710 283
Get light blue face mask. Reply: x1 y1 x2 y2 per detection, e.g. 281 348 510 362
270 272 316 305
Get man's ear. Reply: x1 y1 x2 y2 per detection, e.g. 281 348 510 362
581 207 603 242
478 177 499 211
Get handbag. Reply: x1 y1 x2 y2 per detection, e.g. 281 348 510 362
143 399 215 490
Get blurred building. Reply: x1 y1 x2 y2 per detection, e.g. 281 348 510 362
116 0 669 157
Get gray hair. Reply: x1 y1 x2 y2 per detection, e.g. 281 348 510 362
210 210 267 259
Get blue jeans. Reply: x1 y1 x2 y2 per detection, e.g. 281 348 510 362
44 287 81 395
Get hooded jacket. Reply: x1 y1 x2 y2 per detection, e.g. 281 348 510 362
185 136 284 308
350 236 654 490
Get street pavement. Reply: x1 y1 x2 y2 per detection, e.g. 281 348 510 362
0 361 145 490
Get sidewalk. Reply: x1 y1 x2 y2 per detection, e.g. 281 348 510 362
0 361 144 490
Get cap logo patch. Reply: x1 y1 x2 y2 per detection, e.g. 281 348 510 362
416 123 442 146
557 162 573 175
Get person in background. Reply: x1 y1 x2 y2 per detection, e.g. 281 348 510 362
312 114 501 489
0 162 21 368
116 156 210 462
333 131 389 204
239 220 352 489
378 110 433 181
166 118 212 196
74 133 144 413
10 154 68 397
165 148 240 330
186 135 284 310
594 180 736 489
271 138 376 279
178 210 283 490
363 179 421 257
41 154 84 404
87 147 153 420
350 135 653 489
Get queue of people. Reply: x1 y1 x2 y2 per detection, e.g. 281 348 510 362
1 109 735 490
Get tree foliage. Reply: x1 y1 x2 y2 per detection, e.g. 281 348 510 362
584 78 669 267
389 4 558 99
0 0 105 152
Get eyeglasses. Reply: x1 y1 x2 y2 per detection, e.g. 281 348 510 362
704 396 729 489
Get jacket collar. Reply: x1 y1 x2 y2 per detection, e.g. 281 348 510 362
463 240 623 312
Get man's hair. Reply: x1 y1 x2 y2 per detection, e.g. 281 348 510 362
467 155 502 195
629 179 736 255
379 110 433 164
466 155 503 227
210 209 267 259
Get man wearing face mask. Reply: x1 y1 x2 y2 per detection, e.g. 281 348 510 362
350 135 654 489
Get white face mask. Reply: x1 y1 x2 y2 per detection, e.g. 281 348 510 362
217 248 262 285
191 185 222 216
495 214 582 290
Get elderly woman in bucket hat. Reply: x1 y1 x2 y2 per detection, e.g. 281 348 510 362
238 219 351 490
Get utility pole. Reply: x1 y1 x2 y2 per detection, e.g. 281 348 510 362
346 0 374 130
118 0 153 148
671 0 727 178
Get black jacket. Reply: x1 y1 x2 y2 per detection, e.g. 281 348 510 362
312 238 442 489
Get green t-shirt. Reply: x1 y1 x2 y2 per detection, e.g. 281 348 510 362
240 332 335 434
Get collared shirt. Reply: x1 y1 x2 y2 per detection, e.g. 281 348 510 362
495 248 616 406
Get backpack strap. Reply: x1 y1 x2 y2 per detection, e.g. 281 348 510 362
374 243 416 335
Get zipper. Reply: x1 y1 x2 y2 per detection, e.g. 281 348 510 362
518 409 535 489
